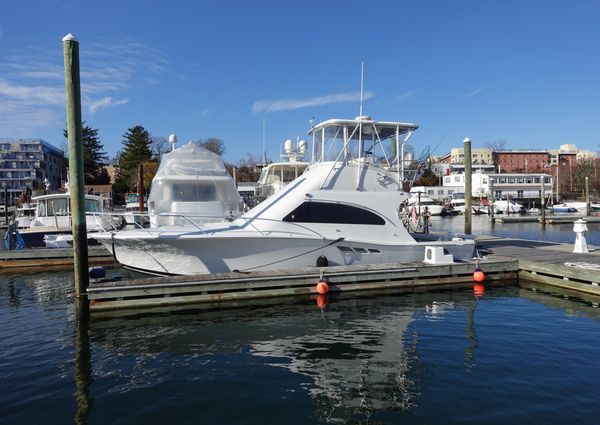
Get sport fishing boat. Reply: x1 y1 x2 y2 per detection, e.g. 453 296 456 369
406 194 447 216
95 116 476 275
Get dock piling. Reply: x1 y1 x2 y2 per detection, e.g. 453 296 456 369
585 176 590 216
463 137 472 234
63 33 89 304
541 177 546 225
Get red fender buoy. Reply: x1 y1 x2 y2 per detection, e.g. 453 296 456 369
473 270 485 282
316 280 329 295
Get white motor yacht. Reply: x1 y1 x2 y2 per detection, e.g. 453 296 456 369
406 194 447 216
256 139 310 201
19 191 113 248
95 116 476 276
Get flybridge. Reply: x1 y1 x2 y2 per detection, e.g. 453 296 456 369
308 115 419 188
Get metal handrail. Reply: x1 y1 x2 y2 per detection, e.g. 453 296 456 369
89 211 329 240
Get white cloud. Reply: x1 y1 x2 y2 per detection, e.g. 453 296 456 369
0 78 64 105
458 88 483 100
87 96 129 115
0 37 166 136
252 91 374 114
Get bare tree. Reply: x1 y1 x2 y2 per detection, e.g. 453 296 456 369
198 138 225 156
484 138 508 152
150 136 170 159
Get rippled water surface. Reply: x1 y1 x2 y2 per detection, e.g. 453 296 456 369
2 267 600 424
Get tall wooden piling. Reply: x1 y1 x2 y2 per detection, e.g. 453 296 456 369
585 176 590 216
463 137 472 234
63 33 89 303
489 178 495 223
541 175 546 225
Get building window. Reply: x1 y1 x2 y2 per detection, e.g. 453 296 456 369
517 190 524 198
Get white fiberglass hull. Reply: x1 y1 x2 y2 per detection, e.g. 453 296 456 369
98 231 475 276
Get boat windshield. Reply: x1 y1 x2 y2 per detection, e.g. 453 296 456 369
309 118 418 169
37 198 69 216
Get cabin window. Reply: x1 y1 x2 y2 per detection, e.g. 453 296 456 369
47 198 69 216
85 199 100 212
353 247 368 253
338 246 353 252
368 248 381 254
283 201 385 225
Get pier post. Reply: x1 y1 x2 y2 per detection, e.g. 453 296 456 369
463 138 472 234
3 188 8 225
489 178 495 223
63 33 89 304
541 175 546 226
585 176 590 216
137 163 145 214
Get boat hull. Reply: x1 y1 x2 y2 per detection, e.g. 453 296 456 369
100 233 476 276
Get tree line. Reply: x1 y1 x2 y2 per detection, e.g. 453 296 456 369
67 123 261 204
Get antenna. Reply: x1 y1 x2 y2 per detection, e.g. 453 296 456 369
359 61 365 117
262 117 266 164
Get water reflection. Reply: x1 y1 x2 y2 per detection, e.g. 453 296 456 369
89 291 494 423
74 305 93 425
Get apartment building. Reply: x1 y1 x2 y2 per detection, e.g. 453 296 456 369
0 138 65 203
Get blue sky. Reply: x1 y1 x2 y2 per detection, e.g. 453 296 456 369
2 0 600 163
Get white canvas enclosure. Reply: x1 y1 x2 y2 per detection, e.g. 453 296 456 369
147 142 243 226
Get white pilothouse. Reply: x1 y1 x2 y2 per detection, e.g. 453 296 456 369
95 116 475 275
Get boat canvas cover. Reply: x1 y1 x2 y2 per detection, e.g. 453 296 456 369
148 142 241 222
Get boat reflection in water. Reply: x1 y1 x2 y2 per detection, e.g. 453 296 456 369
89 290 491 423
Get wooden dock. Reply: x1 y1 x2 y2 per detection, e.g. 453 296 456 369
477 235 600 296
495 215 600 224
0 245 115 273
88 259 518 312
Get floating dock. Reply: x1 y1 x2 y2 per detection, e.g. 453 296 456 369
88 259 518 312
0 245 115 273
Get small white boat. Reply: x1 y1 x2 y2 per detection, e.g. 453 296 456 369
492 199 524 214
551 203 578 213
447 192 466 214
18 191 113 248
407 195 447 216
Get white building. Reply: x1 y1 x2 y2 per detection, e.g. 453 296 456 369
443 171 553 200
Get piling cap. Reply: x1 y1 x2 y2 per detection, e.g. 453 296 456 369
463 137 471 144
62 33 77 42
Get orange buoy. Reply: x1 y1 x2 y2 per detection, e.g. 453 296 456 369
316 280 329 295
473 283 485 297
473 269 485 283
316 294 329 309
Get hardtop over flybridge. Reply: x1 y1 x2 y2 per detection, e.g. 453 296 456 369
94 116 476 275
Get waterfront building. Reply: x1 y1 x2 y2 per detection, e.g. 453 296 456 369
493 150 550 173
442 171 553 201
0 138 65 203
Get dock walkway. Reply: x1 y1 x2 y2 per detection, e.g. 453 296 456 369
477 235 600 294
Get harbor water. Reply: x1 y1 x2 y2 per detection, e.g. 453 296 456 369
2 217 600 424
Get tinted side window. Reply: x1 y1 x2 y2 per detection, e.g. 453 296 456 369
283 202 385 225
